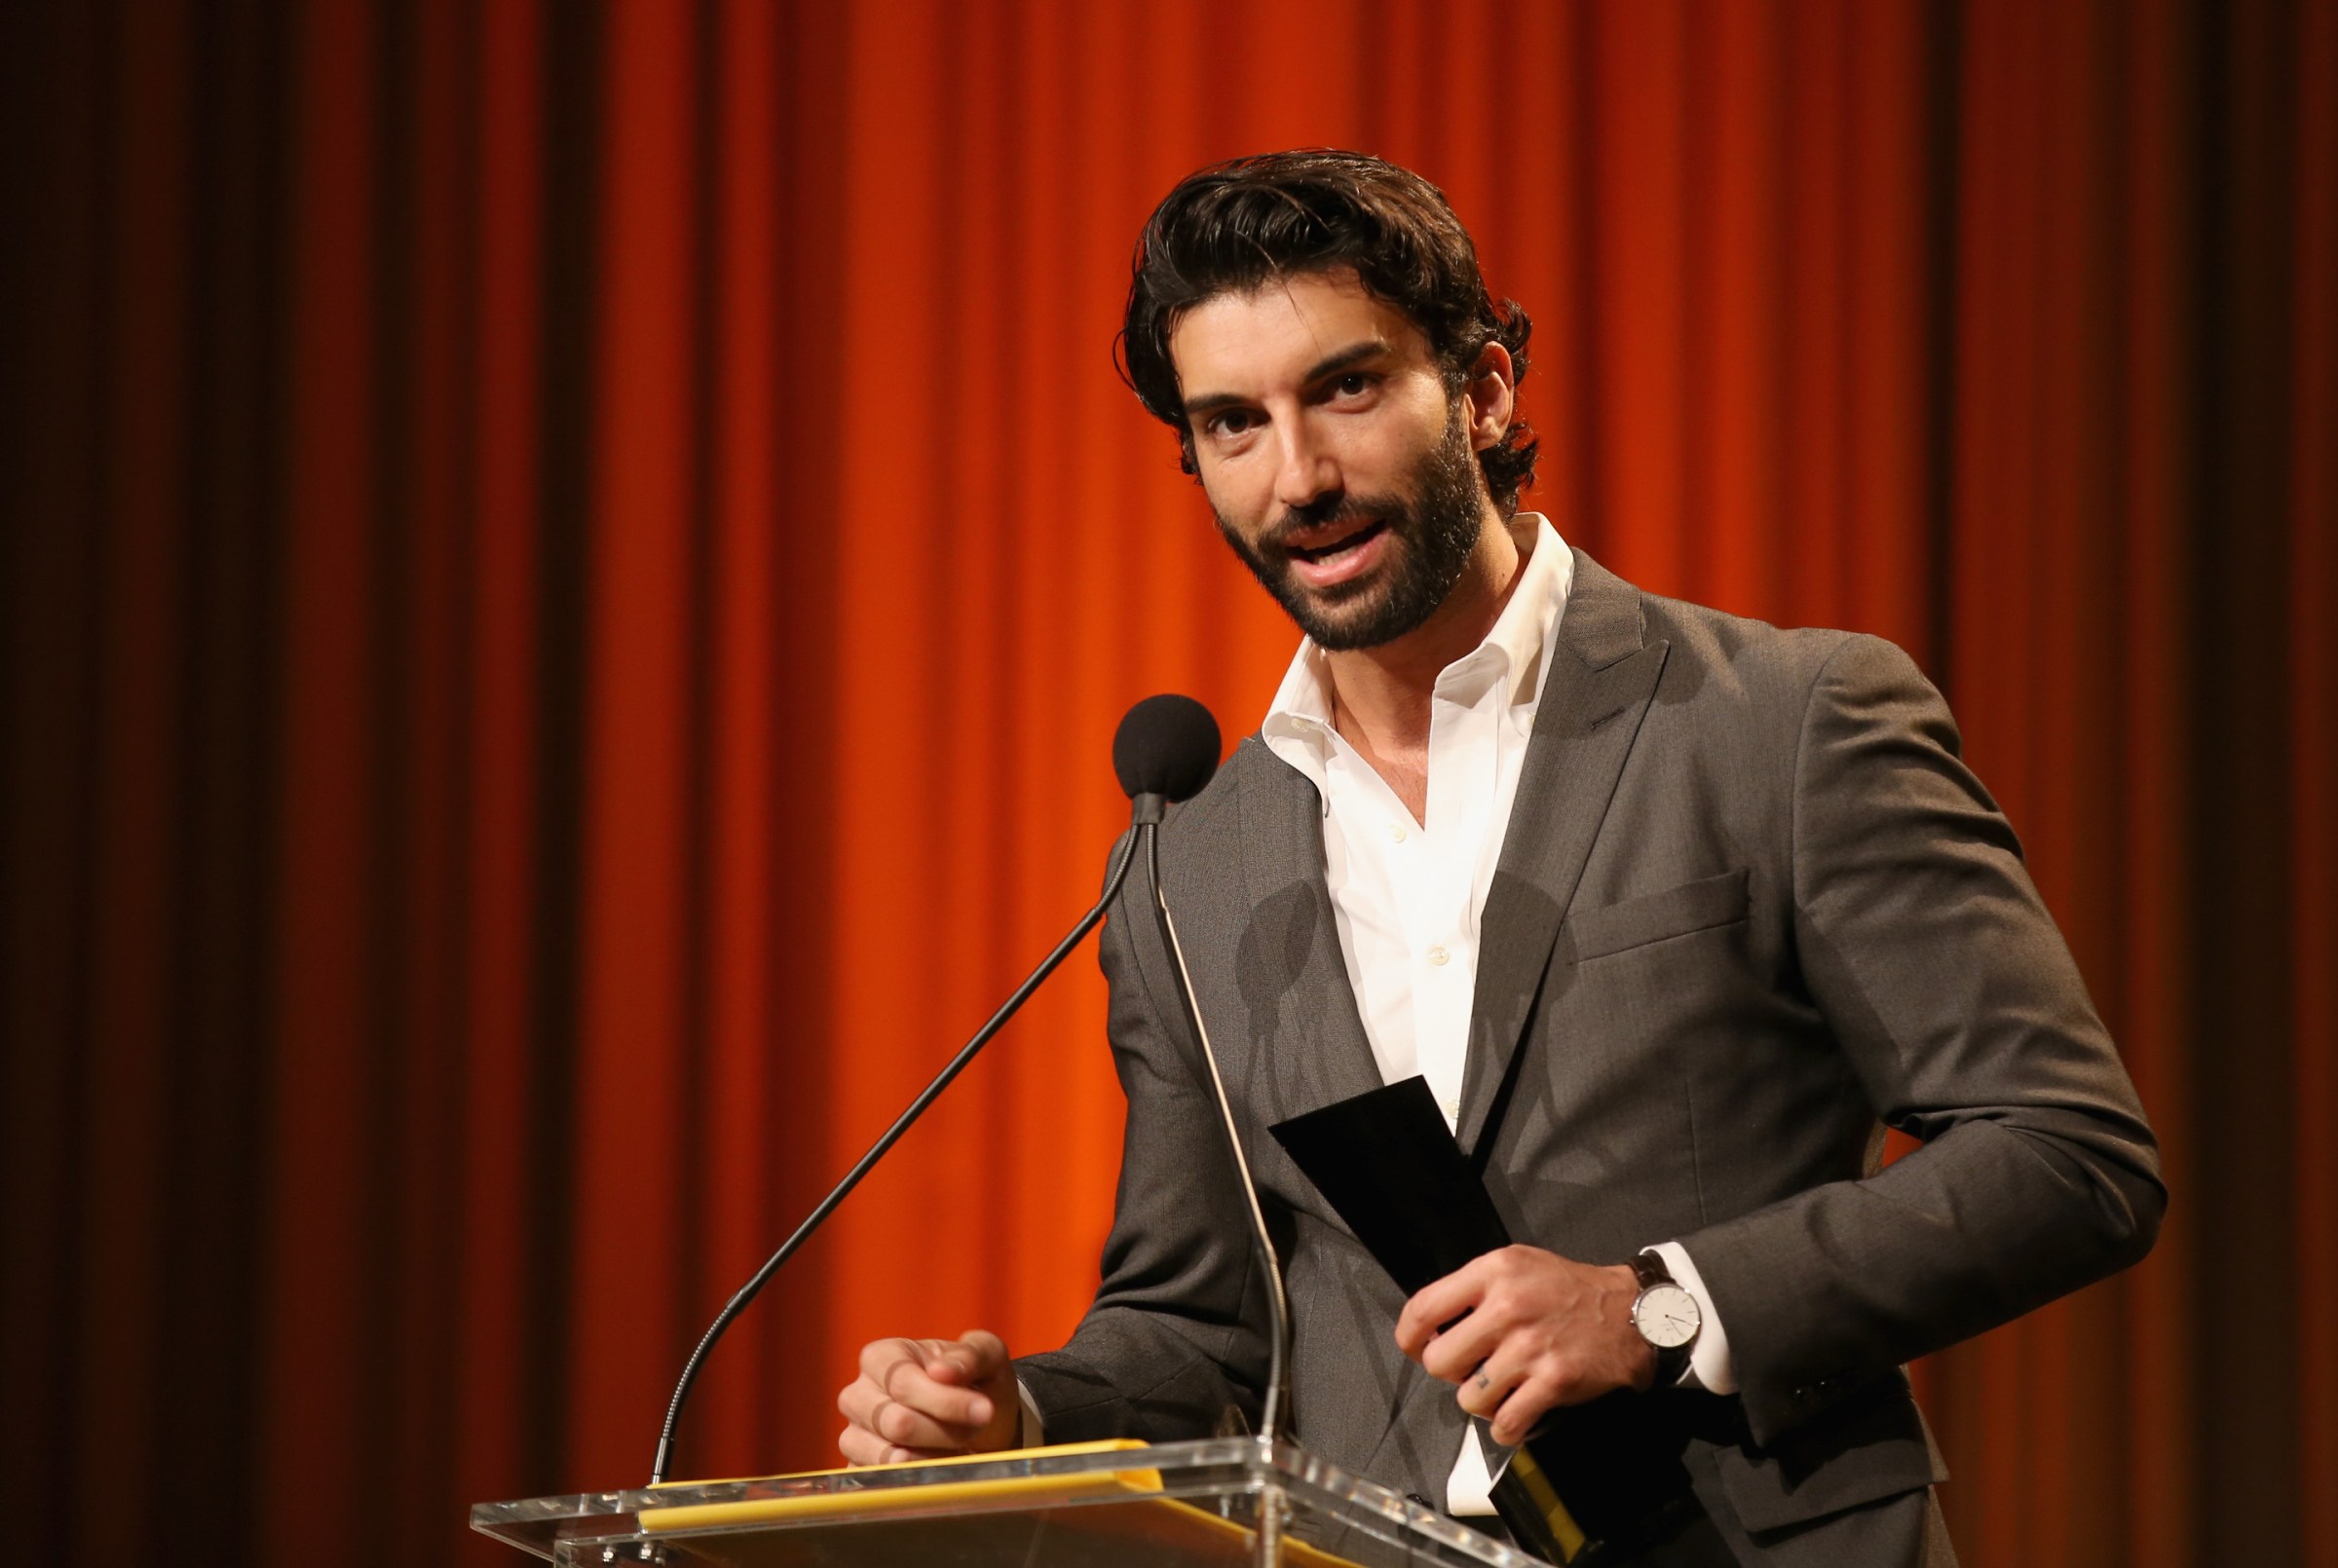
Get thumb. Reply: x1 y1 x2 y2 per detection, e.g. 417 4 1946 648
916 1336 971 1383
959 1328 1010 1379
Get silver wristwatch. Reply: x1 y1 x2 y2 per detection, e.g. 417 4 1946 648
1629 1250 1702 1388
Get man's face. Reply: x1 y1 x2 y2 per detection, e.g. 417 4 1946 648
1169 270 1494 652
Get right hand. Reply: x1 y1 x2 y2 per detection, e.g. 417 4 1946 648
836 1329 1020 1466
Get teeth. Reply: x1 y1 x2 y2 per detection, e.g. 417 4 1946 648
1292 521 1381 561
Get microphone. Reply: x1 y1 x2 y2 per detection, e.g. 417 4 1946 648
646 697 1205 1485
1114 697 1298 1456
1113 692 1222 823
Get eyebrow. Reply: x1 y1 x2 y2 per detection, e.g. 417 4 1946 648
1181 339 1392 424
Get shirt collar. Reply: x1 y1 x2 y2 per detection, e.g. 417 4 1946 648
1262 513 1573 763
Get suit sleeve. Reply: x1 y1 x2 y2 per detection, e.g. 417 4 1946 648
1013 834 1271 1440
1678 634 2166 1447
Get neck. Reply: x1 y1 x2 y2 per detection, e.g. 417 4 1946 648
1321 509 1531 757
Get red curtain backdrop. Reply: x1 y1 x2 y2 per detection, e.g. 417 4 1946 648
3 2 2332 1564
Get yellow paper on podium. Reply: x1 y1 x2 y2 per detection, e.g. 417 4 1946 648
641 1441 1366 1567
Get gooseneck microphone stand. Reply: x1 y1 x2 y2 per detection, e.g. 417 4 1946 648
1131 803 1296 1451
649 829 1141 1485
650 692 1235 1495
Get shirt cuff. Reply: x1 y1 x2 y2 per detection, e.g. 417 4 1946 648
1015 1378 1046 1449
1650 1241 1738 1396
1447 1421 1500 1515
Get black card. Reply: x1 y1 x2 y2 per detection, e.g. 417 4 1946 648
1267 1075 1509 1293
1270 1074 1707 1557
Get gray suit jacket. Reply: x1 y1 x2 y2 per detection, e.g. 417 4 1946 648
1019 550 2164 1563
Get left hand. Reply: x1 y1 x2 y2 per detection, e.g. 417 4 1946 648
1392 1245 1655 1447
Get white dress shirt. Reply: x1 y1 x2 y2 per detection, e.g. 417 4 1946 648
1259 516 1734 1514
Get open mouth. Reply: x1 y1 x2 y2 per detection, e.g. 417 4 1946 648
1284 519 1388 563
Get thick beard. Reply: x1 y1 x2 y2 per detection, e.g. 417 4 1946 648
1214 403 1488 652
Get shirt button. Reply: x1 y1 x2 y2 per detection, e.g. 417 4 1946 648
1388 822 1408 842
1427 945 1450 966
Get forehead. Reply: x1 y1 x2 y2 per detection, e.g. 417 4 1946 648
1168 269 1435 399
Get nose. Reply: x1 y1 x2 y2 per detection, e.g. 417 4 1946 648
1270 415 1340 513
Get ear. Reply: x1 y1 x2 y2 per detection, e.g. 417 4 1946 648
1461 342 1516 454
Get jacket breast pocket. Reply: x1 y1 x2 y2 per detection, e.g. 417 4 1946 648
1564 869 1751 962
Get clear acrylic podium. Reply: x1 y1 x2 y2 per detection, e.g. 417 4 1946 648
470 1437 1540 1567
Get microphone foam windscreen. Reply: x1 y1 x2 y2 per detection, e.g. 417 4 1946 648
1112 693 1223 803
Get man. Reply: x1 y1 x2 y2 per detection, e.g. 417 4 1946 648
834 151 2163 1564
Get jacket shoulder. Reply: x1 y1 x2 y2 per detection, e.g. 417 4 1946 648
1636 587 1870 693
1615 579 1952 727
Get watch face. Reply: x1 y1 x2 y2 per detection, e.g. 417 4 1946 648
1634 1283 1701 1349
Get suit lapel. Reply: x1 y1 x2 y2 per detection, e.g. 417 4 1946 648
1233 743 1387 1120
1453 551 1669 1158
1230 742 1428 1467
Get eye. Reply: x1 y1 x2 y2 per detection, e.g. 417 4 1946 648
1203 408 1258 438
1334 372 1374 396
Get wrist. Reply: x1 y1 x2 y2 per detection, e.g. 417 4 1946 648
1605 1263 1658 1389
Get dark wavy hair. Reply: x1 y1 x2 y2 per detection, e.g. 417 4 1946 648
1117 149 1538 514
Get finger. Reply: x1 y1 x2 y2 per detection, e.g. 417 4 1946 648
1455 1339 1531 1422
871 1391 991 1451
1415 1299 1512 1385
844 1374 991 1454
959 1328 1011 1376
880 1354 998 1429
843 1365 992 1451
876 1443 957 1466
1394 1262 1490 1358
838 1423 892 1467
839 1374 930 1445
838 1373 884 1428
914 1337 973 1383
1488 1365 1568 1448
858 1336 926 1382
842 1377 940 1450
840 1370 951 1430
918 1331 1008 1387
